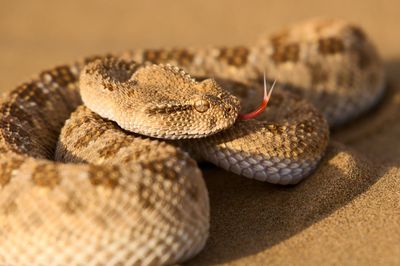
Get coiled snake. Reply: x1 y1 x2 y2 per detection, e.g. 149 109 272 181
0 18 384 265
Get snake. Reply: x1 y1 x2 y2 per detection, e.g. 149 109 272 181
0 18 384 265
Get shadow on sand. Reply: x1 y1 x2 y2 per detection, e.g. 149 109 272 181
186 59 400 265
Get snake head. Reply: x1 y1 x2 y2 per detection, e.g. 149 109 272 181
133 65 240 139
186 77 241 137
80 58 240 139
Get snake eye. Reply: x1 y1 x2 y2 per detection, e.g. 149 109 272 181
194 99 210 113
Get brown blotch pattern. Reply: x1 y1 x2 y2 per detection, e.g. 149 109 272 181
1 199 18 215
217 46 249 67
143 49 195 66
31 163 61 188
0 157 24 186
62 192 84 215
136 159 183 211
97 137 131 159
88 165 120 189
72 125 108 150
271 43 300 64
39 66 78 87
92 58 140 92
308 63 329 85
0 66 80 159
270 30 289 46
170 49 195 66
143 49 169 64
318 37 345 55
38 66 80 112
83 54 113 65
0 146 7 154
143 160 180 181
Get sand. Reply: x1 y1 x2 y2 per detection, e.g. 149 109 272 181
0 0 399 265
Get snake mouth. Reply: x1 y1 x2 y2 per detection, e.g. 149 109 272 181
239 74 276 120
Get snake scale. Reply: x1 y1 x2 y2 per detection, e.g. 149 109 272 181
0 18 384 265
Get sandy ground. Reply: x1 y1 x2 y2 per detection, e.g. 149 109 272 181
0 0 399 265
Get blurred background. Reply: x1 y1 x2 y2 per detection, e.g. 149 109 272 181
0 0 399 91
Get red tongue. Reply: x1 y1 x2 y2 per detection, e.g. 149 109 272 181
239 74 276 120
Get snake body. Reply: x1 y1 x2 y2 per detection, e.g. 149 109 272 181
0 18 384 265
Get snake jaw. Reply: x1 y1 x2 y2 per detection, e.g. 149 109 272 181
238 74 276 120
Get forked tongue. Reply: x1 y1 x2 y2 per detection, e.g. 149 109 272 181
239 73 276 120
